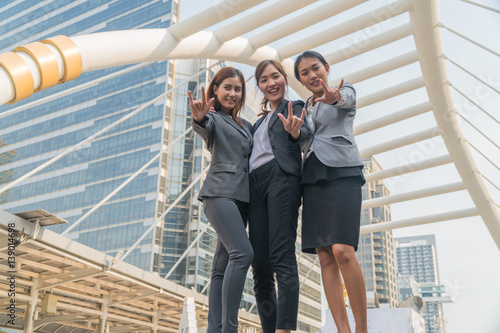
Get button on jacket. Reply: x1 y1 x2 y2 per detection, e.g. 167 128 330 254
191 110 253 203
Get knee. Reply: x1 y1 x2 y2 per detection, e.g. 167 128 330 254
252 258 273 282
317 247 336 268
240 246 254 268
332 244 355 266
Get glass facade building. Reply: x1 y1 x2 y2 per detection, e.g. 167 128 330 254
0 2 322 331
357 157 399 307
0 0 180 271
396 235 451 333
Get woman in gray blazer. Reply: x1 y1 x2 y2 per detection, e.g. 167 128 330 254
189 67 253 333
291 51 368 333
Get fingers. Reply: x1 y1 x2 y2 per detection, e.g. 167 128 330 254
188 90 196 111
278 113 287 124
201 86 206 105
207 97 215 110
338 78 344 90
300 108 305 122
319 79 328 93
288 101 293 119
314 97 326 103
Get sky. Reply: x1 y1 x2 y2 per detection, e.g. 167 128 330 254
179 0 500 332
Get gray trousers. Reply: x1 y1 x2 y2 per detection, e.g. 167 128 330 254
204 197 254 333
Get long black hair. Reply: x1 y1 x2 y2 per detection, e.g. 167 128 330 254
294 50 328 80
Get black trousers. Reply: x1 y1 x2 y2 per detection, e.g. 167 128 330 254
204 197 254 333
248 159 301 332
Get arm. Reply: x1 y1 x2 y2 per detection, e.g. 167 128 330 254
191 114 215 143
315 79 356 109
334 82 356 109
189 86 215 144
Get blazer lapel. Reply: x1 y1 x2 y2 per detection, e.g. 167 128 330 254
268 100 287 129
253 116 265 133
310 97 321 132
216 111 249 139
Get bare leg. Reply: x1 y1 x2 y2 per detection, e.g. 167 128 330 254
317 246 351 333
332 244 367 333
275 330 291 333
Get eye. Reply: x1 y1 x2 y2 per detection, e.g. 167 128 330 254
260 79 267 84
273 75 280 80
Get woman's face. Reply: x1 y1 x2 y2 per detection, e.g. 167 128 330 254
213 76 243 113
297 57 330 97
257 64 287 109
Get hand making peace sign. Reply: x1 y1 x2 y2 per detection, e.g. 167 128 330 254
315 78 344 104
278 101 305 140
188 86 215 123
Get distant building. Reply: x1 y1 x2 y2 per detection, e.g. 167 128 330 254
398 274 421 304
395 235 453 333
357 157 399 307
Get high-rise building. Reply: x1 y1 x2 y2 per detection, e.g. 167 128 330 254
396 235 440 284
0 0 180 271
0 2 322 330
395 235 453 333
357 157 399 307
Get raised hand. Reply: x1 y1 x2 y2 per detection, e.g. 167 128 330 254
315 78 344 104
189 86 215 122
278 101 305 139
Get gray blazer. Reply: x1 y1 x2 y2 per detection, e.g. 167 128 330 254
300 82 363 170
191 110 253 203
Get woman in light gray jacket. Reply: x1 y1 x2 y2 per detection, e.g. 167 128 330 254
189 67 253 333
286 51 368 333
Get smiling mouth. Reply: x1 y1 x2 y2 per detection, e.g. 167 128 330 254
311 80 320 87
268 88 279 95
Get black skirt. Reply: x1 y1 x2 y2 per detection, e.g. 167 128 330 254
301 153 364 253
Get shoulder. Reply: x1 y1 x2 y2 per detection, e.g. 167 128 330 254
241 118 252 128
290 99 304 108
341 81 355 90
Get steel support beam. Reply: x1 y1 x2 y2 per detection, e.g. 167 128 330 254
364 154 453 183
357 77 425 108
331 50 419 85
359 127 441 158
355 101 432 135
362 181 466 209
408 0 500 249
24 281 39 333
360 207 479 234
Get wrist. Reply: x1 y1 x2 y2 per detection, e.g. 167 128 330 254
193 115 207 124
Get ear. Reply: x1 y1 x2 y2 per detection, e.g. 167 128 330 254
213 84 218 96
325 64 330 75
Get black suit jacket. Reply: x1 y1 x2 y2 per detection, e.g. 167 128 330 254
252 99 308 178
